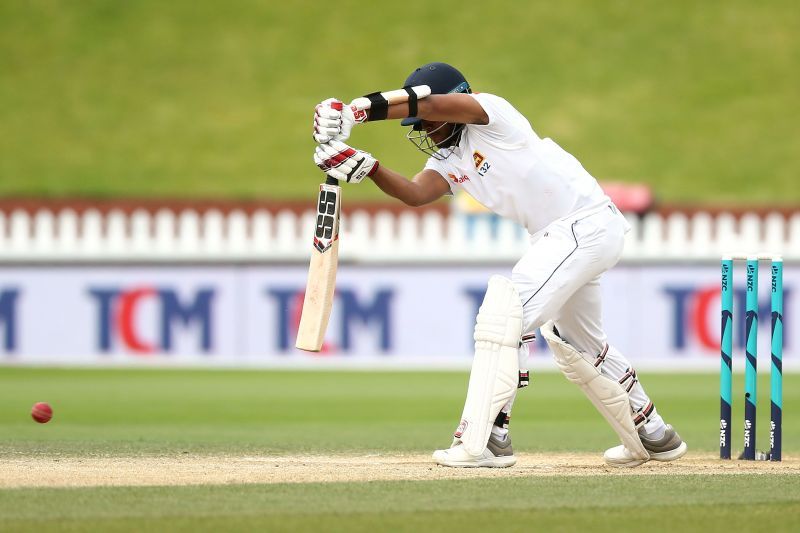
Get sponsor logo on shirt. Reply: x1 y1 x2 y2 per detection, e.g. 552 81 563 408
448 173 470 184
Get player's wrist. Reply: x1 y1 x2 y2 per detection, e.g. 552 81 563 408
367 160 380 177
360 87 418 122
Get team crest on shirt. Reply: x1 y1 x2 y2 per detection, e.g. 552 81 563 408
472 151 491 177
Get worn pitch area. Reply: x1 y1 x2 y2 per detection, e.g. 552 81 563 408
2 452 798 488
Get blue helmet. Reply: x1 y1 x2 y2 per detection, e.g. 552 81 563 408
400 62 471 128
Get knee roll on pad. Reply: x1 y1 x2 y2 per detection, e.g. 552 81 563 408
540 321 649 460
456 276 522 456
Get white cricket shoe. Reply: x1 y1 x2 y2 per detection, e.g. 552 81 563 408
603 445 651 468
432 434 517 468
604 424 688 468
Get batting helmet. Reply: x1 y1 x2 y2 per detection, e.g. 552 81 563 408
400 62 471 128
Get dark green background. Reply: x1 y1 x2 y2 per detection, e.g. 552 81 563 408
1 1 797 204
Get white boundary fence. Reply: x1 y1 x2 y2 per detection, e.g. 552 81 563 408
0 208 799 262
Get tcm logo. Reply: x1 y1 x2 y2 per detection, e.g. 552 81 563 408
664 284 791 352
89 287 214 354
0 289 20 352
268 287 393 353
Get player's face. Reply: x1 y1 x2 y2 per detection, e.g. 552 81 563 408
421 120 454 147
406 118 461 159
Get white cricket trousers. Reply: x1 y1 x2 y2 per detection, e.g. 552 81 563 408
509 202 664 435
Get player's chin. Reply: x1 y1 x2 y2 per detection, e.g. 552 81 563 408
429 130 452 147
438 124 461 146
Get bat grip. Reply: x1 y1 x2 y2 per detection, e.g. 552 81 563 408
325 176 339 185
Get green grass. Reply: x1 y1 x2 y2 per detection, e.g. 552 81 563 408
1 368 798 531
0 1 798 204
2 477 800 532
0 368 797 455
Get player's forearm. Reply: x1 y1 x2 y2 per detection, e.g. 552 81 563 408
383 94 488 125
370 166 432 207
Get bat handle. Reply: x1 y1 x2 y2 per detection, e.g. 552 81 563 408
325 176 339 185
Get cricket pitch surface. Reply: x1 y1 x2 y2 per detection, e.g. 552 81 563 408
3 452 798 488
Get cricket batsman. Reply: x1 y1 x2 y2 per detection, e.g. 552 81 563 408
311 62 688 468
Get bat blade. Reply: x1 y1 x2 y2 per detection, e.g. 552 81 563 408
295 177 341 352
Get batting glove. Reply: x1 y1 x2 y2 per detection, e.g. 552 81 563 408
313 98 343 144
313 99 367 144
314 140 379 184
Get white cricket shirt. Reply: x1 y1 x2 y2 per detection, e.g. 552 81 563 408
424 93 610 236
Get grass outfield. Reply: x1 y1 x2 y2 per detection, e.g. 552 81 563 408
1 1 798 205
1 368 799 531
0 368 798 456
2 477 799 532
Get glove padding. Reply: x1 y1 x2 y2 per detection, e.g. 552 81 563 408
312 99 367 143
314 140 379 184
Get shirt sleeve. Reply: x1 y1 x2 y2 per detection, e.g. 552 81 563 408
467 93 530 149
423 156 456 194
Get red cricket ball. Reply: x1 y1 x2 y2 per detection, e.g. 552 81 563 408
31 402 53 424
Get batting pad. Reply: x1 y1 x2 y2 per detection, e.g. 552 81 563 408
457 276 522 456
540 321 649 461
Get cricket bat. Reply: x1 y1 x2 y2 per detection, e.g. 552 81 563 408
295 85 431 352
295 174 342 351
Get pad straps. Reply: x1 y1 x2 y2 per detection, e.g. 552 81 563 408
594 343 609 368
494 411 510 429
633 401 655 429
618 367 639 393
